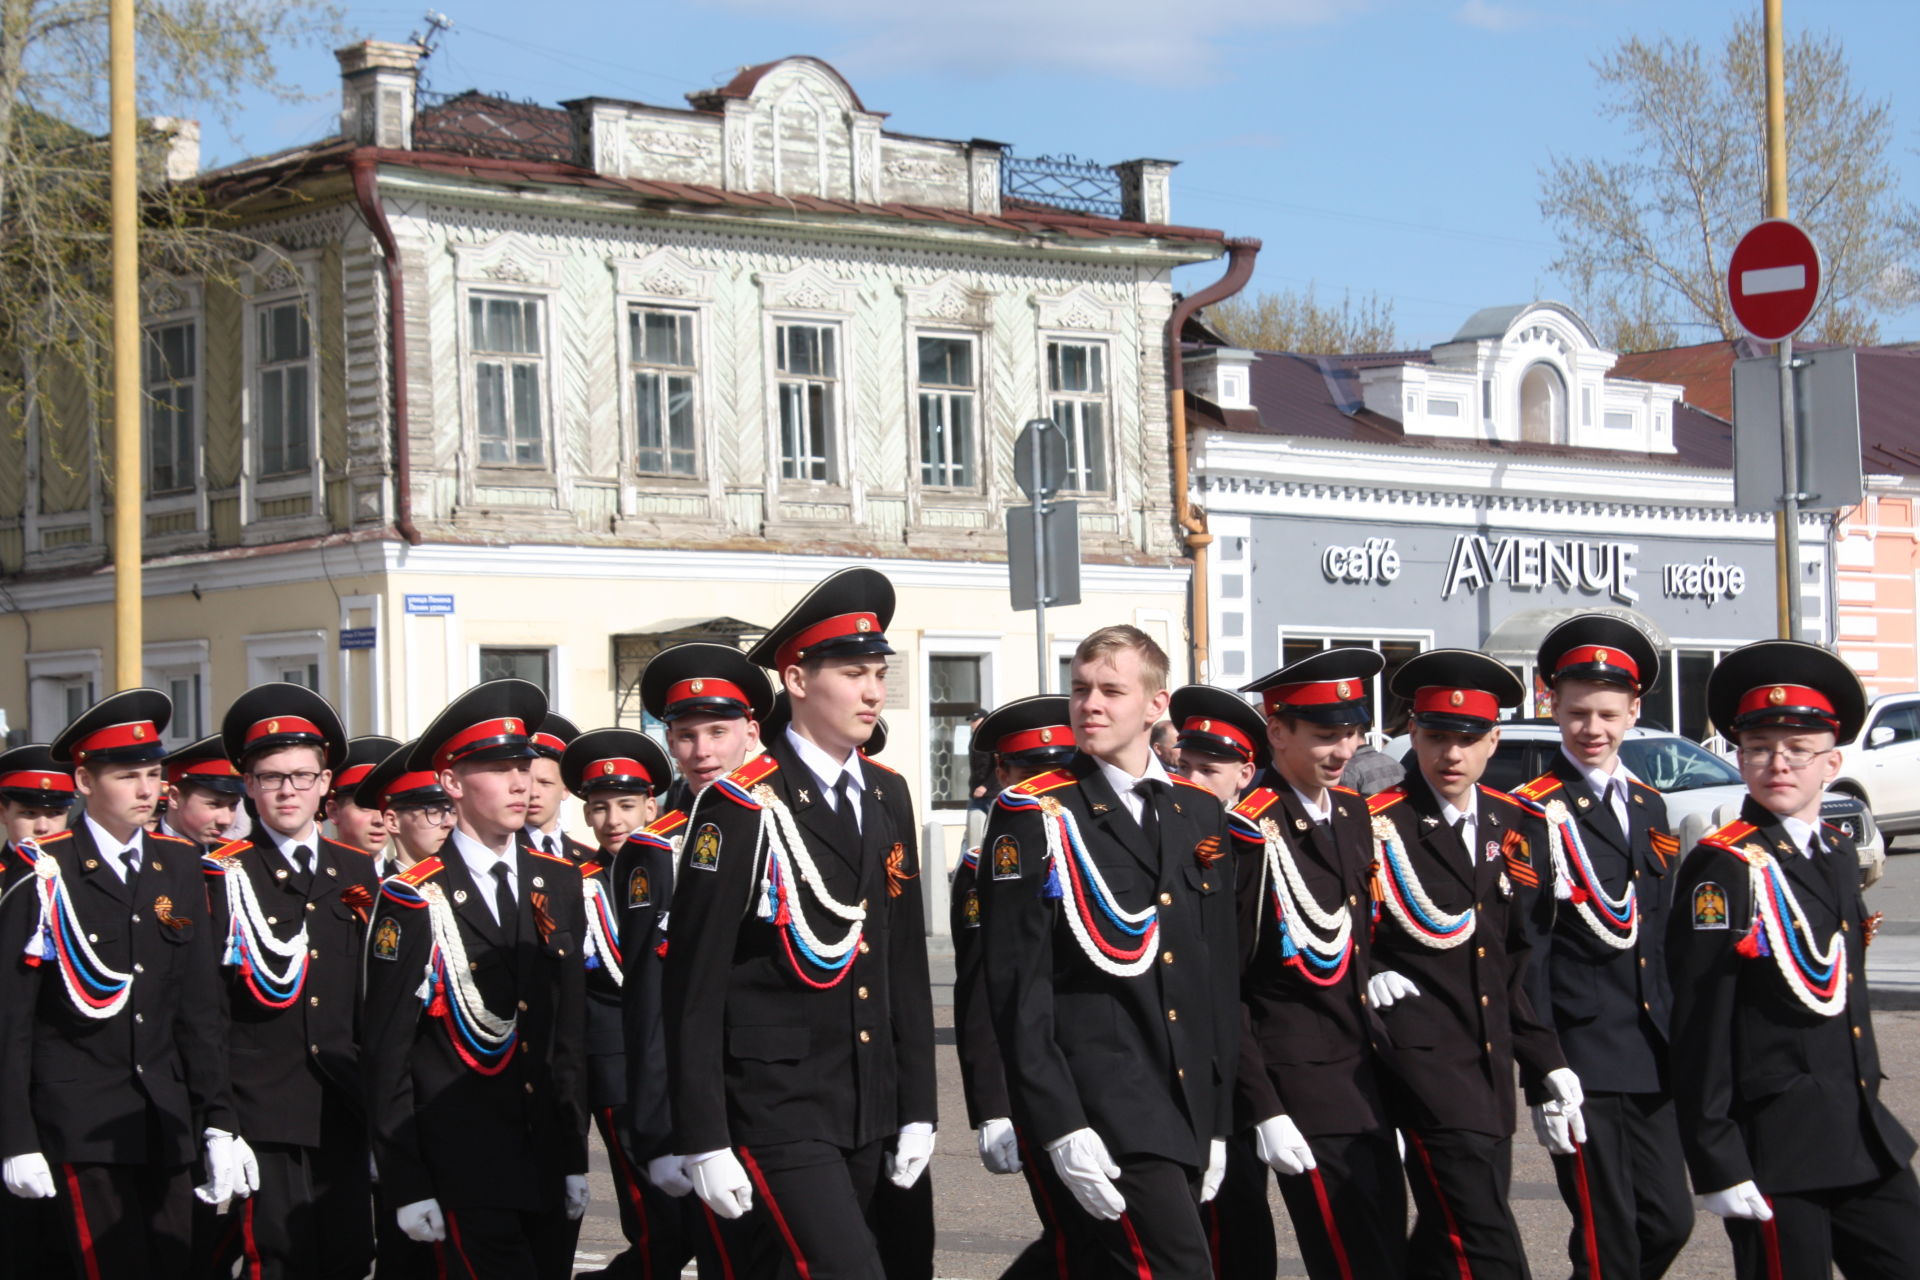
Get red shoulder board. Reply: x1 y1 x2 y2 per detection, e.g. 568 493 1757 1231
1231 787 1281 822
1478 783 1520 805
579 857 608 879
1630 779 1661 795
210 838 250 860
860 751 900 776
1170 774 1213 796
1699 820 1761 862
643 808 689 839
1367 787 1406 816
528 846 573 868
397 856 444 886
150 831 196 848
1512 774 1564 804
724 754 780 790
1009 769 1076 798
329 840 373 859
1329 784 1360 798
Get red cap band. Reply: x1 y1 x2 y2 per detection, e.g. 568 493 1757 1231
583 757 653 786
169 758 241 787
665 677 750 708
531 732 568 755
1181 716 1253 760
331 763 376 793
245 715 324 746
1261 679 1367 717
381 770 443 804
1736 683 1838 724
776 612 882 671
1413 686 1500 722
74 721 160 760
997 725 1074 755
435 716 530 772
1557 644 1641 683
0 770 74 795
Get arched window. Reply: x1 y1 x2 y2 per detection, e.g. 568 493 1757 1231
1519 362 1567 444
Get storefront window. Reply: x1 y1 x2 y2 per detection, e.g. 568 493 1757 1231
1277 633 1428 742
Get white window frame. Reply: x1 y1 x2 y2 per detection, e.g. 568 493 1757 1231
1273 627 1434 746
919 633 1002 826
625 304 702 479
246 629 328 697
27 648 103 742
1046 338 1111 494
141 284 205 537
464 290 553 472
143 639 212 748
242 251 324 527
914 331 981 490
470 643 567 711
772 319 843 485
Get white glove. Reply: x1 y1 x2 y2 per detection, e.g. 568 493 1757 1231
887 1124 935 1189
1531 1103 1578 1155
1253 1114 1318 1176
194 1128 238 1205
1543 1068 1587 1145
1703 1181 1773 1221
230 1135 260 1197
977 1117 1022 1175
645 1153 693 1197
1368 970 1421 1009
397 1198 447 1243
1199 1138 1228 1203
1045 1127 1126 1221
687 1149 754 1219
564 1174 590 1220
2 1153 55 1200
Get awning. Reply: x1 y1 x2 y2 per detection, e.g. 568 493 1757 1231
1481 606 1669 663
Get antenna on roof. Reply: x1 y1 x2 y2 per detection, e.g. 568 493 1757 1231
414 10 454 58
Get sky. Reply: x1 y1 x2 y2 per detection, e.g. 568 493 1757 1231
189 0 1920 348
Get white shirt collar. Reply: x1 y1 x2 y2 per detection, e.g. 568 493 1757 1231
1560 745 1637 799
260 821 321 871
1288 784 1331 825
785 724 866 794
1440 793 1478 830
1779 814 1819 856
450 826 516 877
84 814 142 880
1094 749 1171 795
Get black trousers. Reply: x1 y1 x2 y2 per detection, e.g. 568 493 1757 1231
594 1109 694 1279
872 1161 935 1280
996 1128 1083 1280
436 1205 577 1280
1724 1164 1920 1280
372 1182 439 1280
54 1161 193 1280
1549 1092 1693 1280
1052 1152 1208 1280
735 1137 888 1280
0 1186 76 1280
1209 1128 1407 1280
1404 1128 1531 1280
215 1133 375 1280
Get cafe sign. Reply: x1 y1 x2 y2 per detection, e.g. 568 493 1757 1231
1320 533 1749 608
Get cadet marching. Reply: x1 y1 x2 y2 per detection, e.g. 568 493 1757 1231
0 575 1915 1280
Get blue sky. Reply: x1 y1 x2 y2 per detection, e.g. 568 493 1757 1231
198 0 1920 347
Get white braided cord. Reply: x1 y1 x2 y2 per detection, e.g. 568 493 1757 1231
421 883 516 1047
1372 814 1475 950
581 874 624 987
1043 798 1160 978
25 844 133 1020
220 854 310 985
1749 857 1847 1018
1540 799 1637 951
1258 817 1352 963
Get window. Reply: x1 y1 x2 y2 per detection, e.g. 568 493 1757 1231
144 321 196 495
246 632 326 698
470 294 546 467
1048 341 1107 492
256 301 312 476
917 336 977 488
27 649 103 741
276 661 319 690
776 322 838 482
1278 634 1427 740
145 642 211 747
629 307 698 476
928 655 985 809
480 647 552 699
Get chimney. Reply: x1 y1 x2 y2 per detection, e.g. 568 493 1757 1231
143 117 200 182
1114 158 1177 225
336 40 425 150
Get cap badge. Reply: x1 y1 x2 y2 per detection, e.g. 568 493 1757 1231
601 761 617 777
505 718 519 733
1039 728 1053 743
1200 720 1212 732
1768 686 1787 706
856 618 873 632
133 725 146 740
690 679 705 694
1337 680 1353 699
1449 690 1465 707
1594 649 1609 664
38 777 48 790
267 720 280 734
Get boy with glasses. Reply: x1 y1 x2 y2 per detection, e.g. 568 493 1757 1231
325 736 400 860
1669 640 1919 1278
157 736 245 849
353 740 454 880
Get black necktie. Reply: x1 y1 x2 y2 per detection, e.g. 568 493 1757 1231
1452 815 1472 864
1135 780 1162 845
491 862 516 934
295 844 314 877
833 771 862 849
121 850 141 887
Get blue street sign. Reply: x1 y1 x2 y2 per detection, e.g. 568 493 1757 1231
339 628 378 650
404 594 455 615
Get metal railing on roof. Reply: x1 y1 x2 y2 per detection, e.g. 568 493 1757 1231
1000 151 1121 219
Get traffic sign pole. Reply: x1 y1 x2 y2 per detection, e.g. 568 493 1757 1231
1030 424 1050 694
1778 338 1802 639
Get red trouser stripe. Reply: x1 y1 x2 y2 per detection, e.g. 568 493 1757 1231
698 1201 738 1280
1307 1165 1355 1280
738 1146 813 1280
441 1211 481 1280
60 1164 102 1280
1117 1211 1154 1280
1760 1198 1785 1280
241 1195 265 1279
1207 1201 1222 1278
1406 1131 1474 1280
1569 1146 1604 1280
600 1108 653 1278
1016 1131 1072 1280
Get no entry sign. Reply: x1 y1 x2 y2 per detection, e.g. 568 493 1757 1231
1727 219 1822 342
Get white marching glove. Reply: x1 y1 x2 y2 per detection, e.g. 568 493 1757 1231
645 1154 694 1197
194 1128 238 1205
1531 1102 1578 1156
887 1124 935 1189
564 1174 590 1220
1703 1181 1773 1221
1253 1114 1318 1176
397 1199 447 1242
1543 1068 1587 1145
1199 1138 1228 1203
687 1149 754 1219
977 1117 1022 1175
2 1153 55 1200
230 1135 261 1197
1367 970 1421 1009
1045 1127 1126 1221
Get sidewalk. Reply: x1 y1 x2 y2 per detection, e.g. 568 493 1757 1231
1868 923 1920 1009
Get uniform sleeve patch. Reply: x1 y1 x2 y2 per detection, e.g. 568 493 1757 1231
627 865 652 908
1692 881 1729 930
961 886 981 928
991 833 1021 881
372 916 402 960
688 823 721 872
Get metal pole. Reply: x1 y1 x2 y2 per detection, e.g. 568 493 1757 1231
1031 427 1049 694
1764 0 1791 639
109 0 142 688
1779 339 1803 640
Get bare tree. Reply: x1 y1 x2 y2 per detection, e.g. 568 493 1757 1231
1539 17 1917 352
1205 284 1400 354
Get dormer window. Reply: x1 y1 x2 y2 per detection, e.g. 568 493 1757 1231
1519 363 1567 445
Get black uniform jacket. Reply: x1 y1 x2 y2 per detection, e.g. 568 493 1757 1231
575 846 626 1111
663 740 936 1156
0 825 232 1165
362 843 589 1212
950 843 1010 1129
1229 776 1388 1138
979 755 1239 1168
618 805 684 1159
1368 775 1565 1136
203 833 378 1147
1512 758 1678 1096
1666 798 1915 1196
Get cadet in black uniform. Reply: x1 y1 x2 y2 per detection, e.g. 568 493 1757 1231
981 626 1239 1280
362 680 591 1279
1166 683 1267 805
326 734 402 861
664 568 937 1280
1669 641 1920 1279
356 739 453 880
526 713 591 862
1369 650 1577 1280
952 695 1082 1280
1511 616 1693 1279
1221 651 1407 1280
157 735 244 848
561 726 672 1280
199 684 378 1280
0 689 241 1279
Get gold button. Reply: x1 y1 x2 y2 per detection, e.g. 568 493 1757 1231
266 915 276 925
859 899 868 911
1167 1009 1178 1022
1177 1067 1186 1079
134 964 144 974
1159 892 1173 906
525 1082 534 1094
134 1013 143 1024
1860 1078 1868 1088
306 903 317 913
132 914 142 924
557 948 566 957
1479 995 1489 1007
858 940 871 955
309 996 319 1007
1202 881 1211 891
857 986 870 1000
310 949 320 959
1484 1042 1493 1052
859 1029 872 1044
1359 993 1368 1006
1349 894 1358 906
518 1000 529 1012
1639 958 1647 968
1642 1001 1651 1011
1476 946 1486 958
1161 951 1174 965
1854 1026 1863 1039
311 1044 320 1055
1842 921 1850 932
470 961 479 972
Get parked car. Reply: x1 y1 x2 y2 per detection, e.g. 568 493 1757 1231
1386 722 1886 888
1832 692 1920 838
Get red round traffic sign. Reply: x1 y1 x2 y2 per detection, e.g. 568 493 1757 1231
1727 219 1821 342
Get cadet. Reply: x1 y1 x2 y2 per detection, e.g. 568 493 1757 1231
560 726 672 1280
1669 641 1920 1278
0 743 75 863
981 627 1239 1279
664 568 936 1279
1222 651 1406 1280
157 736 244 848
325 734 401 857
1167 683 1267 803
0 689 243 1278
525 713 591 861
1511 616 1693 1278
1370 650 1580 1280
362 680 590 1278
354 739 453 880
199 683 378 1279
951 695 1082 1279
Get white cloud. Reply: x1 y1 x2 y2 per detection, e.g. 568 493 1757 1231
1454 0 1536 32
695 0 1373 83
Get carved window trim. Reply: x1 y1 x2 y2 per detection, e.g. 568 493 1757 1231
452 237 569 490
241 248 325 526
139 279 208 545
757 268 860 500
610 251 717 493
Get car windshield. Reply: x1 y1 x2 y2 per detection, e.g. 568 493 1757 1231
1620 736 1742 792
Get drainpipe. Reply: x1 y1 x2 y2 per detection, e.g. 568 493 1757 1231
1167 236 1260 682
350 154 423 546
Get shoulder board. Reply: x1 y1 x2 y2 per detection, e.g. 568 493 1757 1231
149 831 196 847
1010 769 1076 797
1630 779 1661 795
1700 820 1760 861
1170 774 1214 796
960 847 979 869
643 808 689 839
859 751 900 777
326 839 373 859
34 829 72 844
528 847 573 868
1512 774 1565 804
1329 784 1360 798
397 856 444 886
1367 788 1406 816
1821 821 1850 839
1231 787 1281 822
579 858 608 879
200 852 232 875
1478 783 1521 806
723 754 780 791
10 843 36 868
211 838 250 860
